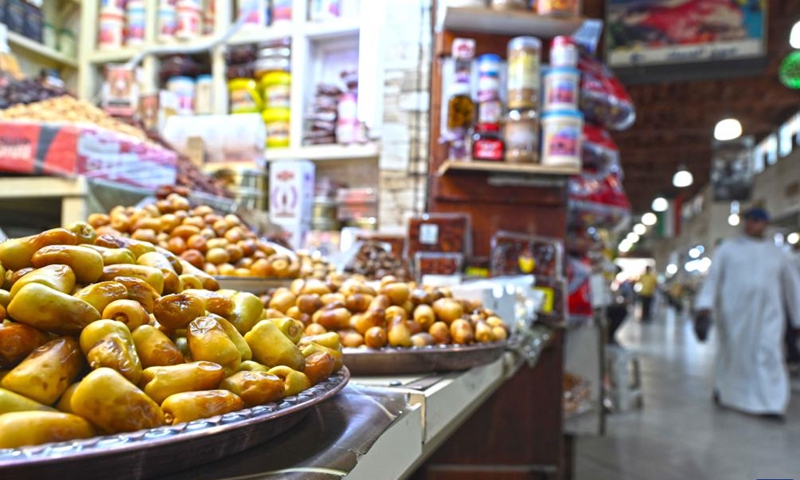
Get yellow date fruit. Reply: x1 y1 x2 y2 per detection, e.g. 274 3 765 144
0 228 78 271
71 368 164 433
73 281 129 314
8 283 101 334
0 411 95 448
0 321 49 368
132 325 185 368
226 291 264 334
102 299 150 331
268 317 304 344
9 264 76 298
267 366 311 397
244 321 305 371
56 383 79 414
100 265 165 295
182 289 235 317
219 371 284 407
31 245 104 284
161 390 243 425
0 387 54 413
140 361 225 404
304 352 335 385
80 320 142 384
85 245 137 266
153 293 205 330
115 276 160 313
187 316 241 375
94 234 155 259
1 337 83 405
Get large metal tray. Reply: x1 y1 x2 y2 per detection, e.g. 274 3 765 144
343 342 508 376
0 369 350 480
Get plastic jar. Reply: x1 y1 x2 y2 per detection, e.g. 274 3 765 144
98 7 124 50
254 45 291 78
167 76 196 115
507 36 541 110
309 0 342 22
538 0 580 17
176 1 202 39
238 0 269 28
272 0 293 24
228 78 263 113
477 54 501 103
337 92 359 145
195 74 213 114
505 109 539 163
260 71 291 109
58 28 76 57
543 67 579 111
550 36 579 67
541 110 583 167
125 0 146 46
491 0 528 10
158 2 177 42
263 108 291 148
477 100 502 126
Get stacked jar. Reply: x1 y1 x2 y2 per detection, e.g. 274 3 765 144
541 36 582 168
176 0 203 40
125 0 146 47
504 36 541 163
98 4 125 50
257 40 292 149
472 54 504 162
158 0 177 43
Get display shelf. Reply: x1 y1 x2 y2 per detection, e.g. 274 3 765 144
437 159 580 176
227 24 295 46
6 31 78 68
304 19 361 40
0 176 89 226
438 6 584 38
265 143 381 162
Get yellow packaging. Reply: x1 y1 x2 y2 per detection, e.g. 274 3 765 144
259 71 291 109
262 108 291 148
228 78 263 114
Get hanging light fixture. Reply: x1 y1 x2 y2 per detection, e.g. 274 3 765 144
728 213 740 226
642 212 657 226
652 197 669 212
627 232 640 243
633 223 647 235
672 165 693 188
789 233 800 245
714 118 743 141
791 21 800 49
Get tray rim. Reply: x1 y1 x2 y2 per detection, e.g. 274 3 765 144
343 340 510 356
0 367 350 468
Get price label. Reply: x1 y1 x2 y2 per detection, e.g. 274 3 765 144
419 223 439 245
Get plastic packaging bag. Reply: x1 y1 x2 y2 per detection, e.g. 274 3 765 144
578 53 635 131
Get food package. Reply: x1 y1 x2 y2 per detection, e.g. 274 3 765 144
415 252 463 280
566 256 593 323
578 53 635 131
162 114 266 163
407 213 471 258
568 170 631 228
490 231 564 279
269 160 315 225
344 241 409 281
581 124 621 174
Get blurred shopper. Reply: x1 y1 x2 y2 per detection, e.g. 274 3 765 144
637 266 657 322
788 243 800 372
695 208 800 417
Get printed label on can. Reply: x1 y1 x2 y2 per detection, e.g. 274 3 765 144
265 85 291 108
508 53 540 90
546 78 578 108
547 125 580 156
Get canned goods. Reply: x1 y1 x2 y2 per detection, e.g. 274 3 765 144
507 36 542 111
125 0 146 46
550 36 579 67
98 7 124 50
543 67 579 112
176 2 202 39
158 3 177 42
541 110 583 167
167 76 196 115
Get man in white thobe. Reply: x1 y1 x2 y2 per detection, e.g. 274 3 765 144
695 208 800 417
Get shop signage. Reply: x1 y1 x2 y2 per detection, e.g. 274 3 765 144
605 0 767 68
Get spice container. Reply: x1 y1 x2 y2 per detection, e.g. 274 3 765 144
550 36 579 67
538 0 580 17
176 1 202 40
125 0 146 46
98 7 124 50
260 71 291 109
505 109 539 163
473 123 505 161
263 107 291 148
491 0 528 10
541 109 583 167
158 1 177 42
167 76 195 115
407 213 472 257
543 67 579 111
507 36 541 110
195 74 213 114
228 78 263 113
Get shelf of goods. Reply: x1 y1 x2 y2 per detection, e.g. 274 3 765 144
6 31 77 69
437 6 585 37
437 159 581 176
77 0 384 161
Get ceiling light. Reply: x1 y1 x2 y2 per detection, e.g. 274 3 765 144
673 165 694 188
642 213 657 226
619 242 631 253
666 264 678 275
714 118 743 141
728 213 740 226
652 197 669 212
789 233 800 245
627 232 640 243
633 223 647 235
792 21 800 49
689 247 701 259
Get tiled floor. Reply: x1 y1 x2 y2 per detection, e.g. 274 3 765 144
576 308 800 480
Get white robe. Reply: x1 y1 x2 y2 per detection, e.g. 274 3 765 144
695 236 800 415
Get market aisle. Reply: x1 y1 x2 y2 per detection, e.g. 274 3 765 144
575 308 800 480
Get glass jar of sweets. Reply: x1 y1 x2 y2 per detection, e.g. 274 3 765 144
507 36 542 110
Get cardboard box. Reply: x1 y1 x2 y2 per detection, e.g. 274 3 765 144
269 160 315 225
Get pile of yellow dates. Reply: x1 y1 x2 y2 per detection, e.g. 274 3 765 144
0 224 342 449
86 193 303 278
261 275 510 349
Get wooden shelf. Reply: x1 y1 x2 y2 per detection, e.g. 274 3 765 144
7 31 78 68
437 160 580 176
265 143 381 162
438 7 583 38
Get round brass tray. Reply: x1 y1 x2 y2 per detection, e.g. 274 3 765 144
343 342 508 375
0 368 350 480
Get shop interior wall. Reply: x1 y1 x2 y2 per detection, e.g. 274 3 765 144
749 147 800 223
377 0 432 232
